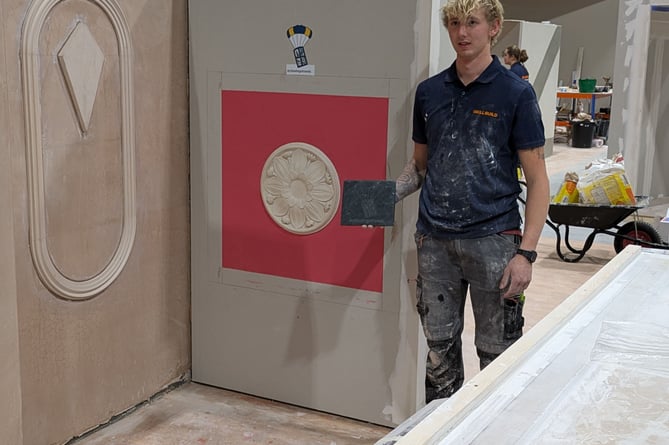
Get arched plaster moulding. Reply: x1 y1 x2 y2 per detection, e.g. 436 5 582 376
260 142 340 235
20 0 136 300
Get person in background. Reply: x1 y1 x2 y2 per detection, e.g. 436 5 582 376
503 45 530 81
394 0 549 403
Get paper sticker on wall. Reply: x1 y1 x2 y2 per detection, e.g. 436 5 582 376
221 90 389 292
286 25 315 76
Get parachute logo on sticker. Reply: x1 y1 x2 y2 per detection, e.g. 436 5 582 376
286 25 315 76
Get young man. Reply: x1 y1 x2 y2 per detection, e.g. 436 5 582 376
395 0 549 403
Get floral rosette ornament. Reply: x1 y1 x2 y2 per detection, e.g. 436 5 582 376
260 142 340 234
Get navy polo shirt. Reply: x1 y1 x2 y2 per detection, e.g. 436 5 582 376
412 56 544 239
510 62 530 81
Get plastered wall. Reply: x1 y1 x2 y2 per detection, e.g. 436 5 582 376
551 0 618 89
0 1 23 439
0 0 190 443
610 0 669 197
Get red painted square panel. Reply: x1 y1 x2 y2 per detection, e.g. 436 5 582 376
221 90 389 292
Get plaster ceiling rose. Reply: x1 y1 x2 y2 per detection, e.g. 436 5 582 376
260 142 340 235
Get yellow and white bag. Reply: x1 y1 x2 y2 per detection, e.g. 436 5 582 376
552 172 580 204
576 159 636 206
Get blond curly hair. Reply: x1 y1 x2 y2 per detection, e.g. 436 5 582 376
441 0 505 46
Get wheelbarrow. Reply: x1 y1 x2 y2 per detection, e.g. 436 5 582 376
545 199 668 262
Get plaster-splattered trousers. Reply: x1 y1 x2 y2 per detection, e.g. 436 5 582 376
414 232 525 403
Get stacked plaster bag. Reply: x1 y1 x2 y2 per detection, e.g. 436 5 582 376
552 172 580 204
576 155 636 205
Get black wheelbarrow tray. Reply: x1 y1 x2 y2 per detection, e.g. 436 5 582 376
545 197 668 262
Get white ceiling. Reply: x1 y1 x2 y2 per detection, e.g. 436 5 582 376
502 0 606 22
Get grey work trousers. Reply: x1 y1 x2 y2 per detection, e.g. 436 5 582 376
414 232 525 403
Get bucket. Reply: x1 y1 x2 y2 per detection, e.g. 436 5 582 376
571 120 597 148
578 78 596 93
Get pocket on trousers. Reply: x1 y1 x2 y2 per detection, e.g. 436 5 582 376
415 276 427 318
503 299 524 341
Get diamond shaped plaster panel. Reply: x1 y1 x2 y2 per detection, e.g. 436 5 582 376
58 22 104 133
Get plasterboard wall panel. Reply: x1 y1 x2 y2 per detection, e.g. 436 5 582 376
189 0 429 426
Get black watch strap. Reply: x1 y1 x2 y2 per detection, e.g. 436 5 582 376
516 248 537 264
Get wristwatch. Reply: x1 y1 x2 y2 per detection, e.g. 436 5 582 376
516 248 537 264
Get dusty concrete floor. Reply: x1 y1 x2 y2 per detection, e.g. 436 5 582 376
70 382 390 445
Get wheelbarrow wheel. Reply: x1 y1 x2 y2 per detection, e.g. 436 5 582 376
614 221 663 253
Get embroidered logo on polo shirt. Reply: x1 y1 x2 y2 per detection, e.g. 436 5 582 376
472 109 498 118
